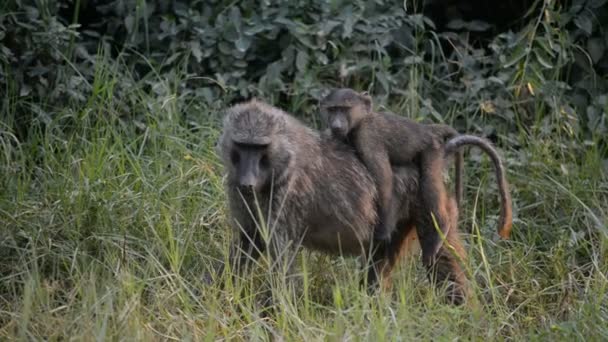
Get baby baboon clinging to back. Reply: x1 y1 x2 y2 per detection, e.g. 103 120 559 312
320 88 457 262
320 88 513 264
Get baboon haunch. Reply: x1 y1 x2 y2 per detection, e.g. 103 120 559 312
320 88 513 261
217 99 469 304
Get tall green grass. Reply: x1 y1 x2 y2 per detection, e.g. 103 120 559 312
1 56 607 340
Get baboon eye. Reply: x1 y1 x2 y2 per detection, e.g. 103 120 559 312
230 150 240 165
260 154 269 169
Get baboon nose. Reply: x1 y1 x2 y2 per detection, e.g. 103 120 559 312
239 174 258 189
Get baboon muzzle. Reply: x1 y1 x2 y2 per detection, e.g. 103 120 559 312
239 172 258 189
330 117 348 138
237 155 261 190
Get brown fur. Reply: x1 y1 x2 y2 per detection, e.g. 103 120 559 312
218 99 470 304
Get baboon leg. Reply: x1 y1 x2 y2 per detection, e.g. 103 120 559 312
259 230 302 311
425 198 470 304
362 242 386 293
379 225 420 292
365 222 417 293
224 227 266 280
417 146 452 266
266 230 300 278
211 225 266 289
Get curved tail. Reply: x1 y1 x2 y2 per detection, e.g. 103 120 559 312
428 124 465 207
445 135 513 239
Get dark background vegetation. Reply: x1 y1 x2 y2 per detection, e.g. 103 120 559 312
2 0 607 138
1 0 607 339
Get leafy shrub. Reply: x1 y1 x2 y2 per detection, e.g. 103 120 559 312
1 1 83 130
0 0 606 144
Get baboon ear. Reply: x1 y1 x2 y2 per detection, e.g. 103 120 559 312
360 92 372 111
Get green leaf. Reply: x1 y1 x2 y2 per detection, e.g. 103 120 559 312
503 46 528 68
573 12 593 35
536 37 556 57
244 24 266 36
218 42 232 55
223 25 239 42
466 20 491 32
190 41 202 62
376 72 389 93
534 50 554 69
341 5 355 38
124 15 135 34
235 35 251 53
319 20 341 35
315 51 328 65
296 50 309 72
422 16 436 29
234 60 247 68
275 17 297 30
447 19 491 32
587 38 605 64
446 19 466 30
230 7 242 33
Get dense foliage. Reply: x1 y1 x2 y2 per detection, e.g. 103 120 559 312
2 0 607 137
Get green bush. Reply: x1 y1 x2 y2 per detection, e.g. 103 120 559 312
1 0 606 141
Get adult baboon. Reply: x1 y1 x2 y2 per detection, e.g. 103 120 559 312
217 99 469 304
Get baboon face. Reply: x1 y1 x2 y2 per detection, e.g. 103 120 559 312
320 88 372 139
323 105 352 138
219 101 293 193
229 141 273 191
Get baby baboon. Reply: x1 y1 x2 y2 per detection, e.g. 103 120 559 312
320 88 460 264
320 88 513 264
217 99 469 304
